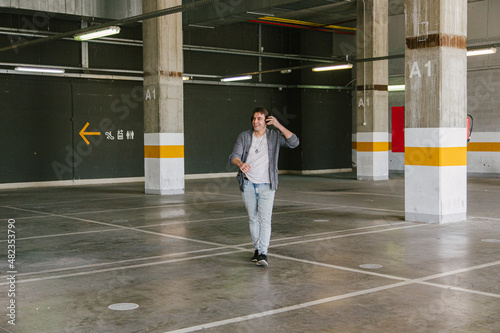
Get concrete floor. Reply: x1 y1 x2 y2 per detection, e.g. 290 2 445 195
1 172 500 333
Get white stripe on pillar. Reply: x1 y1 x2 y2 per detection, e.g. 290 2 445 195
405 128 467 223
356 132 389 180
144 133 185 195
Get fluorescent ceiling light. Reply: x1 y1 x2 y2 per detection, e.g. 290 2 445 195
15 66 65 74
221 75 252 82
184 73 220 79
182 76 190 81
312 63 353 72
388 84 405 92
466 47 497 57
246 11 275 17
74 26 120 41
187 24 214 29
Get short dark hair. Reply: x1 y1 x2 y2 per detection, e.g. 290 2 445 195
251 107 269 121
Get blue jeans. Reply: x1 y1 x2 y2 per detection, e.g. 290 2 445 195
242 180 276 255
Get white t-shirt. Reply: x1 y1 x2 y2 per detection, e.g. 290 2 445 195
246 133 270 184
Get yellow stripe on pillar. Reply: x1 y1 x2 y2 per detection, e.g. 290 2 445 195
405 147 467 166
144 145 184 158
356 142 390 152
467 143 500 152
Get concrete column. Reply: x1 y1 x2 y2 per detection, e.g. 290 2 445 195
356 0 389 180
404 0 467 223
143 0 185 195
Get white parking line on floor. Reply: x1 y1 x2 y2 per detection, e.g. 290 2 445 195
297 191 404 198
161 258 500 333
10 194 148 207
0 201 406 244
468 215 500 222
163 281 413 333
0 221 420 280
1 198 243 219
0 227 120 242
260 221 412 244
1 212 499 333
270 223 424 248
415 259 500 283
0 250 242 286
0 206 340 243
184 191 408 214
133 206 343 229
3 246 229 278
419 281 500 299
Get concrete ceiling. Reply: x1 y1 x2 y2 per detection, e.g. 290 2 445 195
183 0 405 30
184 0 358 29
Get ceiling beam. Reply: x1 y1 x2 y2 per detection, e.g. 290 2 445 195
0 0 222 52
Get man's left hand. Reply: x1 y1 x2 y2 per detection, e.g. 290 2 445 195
266 116 281 129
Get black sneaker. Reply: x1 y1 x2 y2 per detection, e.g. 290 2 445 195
256 254 268 267
252 250 259 262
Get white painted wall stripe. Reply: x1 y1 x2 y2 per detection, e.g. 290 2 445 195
469 132 500 143
467 152 500 173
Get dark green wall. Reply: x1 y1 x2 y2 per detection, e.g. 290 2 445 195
301 89 352 170
0 17 354 184
0 76 144 183
0 75 351 184
184 84 300 174
0 76 73 182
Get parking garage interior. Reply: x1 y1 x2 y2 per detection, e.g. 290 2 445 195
1 0 500 332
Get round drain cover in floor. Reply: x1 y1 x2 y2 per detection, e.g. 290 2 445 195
108 303 139 311
482 239 500 243
314 219 330 223
359 264 383 269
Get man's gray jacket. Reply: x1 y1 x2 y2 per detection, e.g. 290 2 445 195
229 128 300 192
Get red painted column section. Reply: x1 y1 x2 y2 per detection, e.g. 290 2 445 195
391 106 405 153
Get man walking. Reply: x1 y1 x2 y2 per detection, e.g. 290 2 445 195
229 107 300 266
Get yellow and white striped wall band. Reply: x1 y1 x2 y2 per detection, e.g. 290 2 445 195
468 143 500 151
466 132 500 173
405 128 467 167
355 132 390 152
144 133 184 159
467 132 500 152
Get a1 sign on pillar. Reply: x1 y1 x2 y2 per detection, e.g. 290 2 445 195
409 60 432 78
145 88 156 100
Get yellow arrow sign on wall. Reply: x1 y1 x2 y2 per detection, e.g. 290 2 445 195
79 122 101 145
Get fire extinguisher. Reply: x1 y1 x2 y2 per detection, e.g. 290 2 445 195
467 114 473 143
